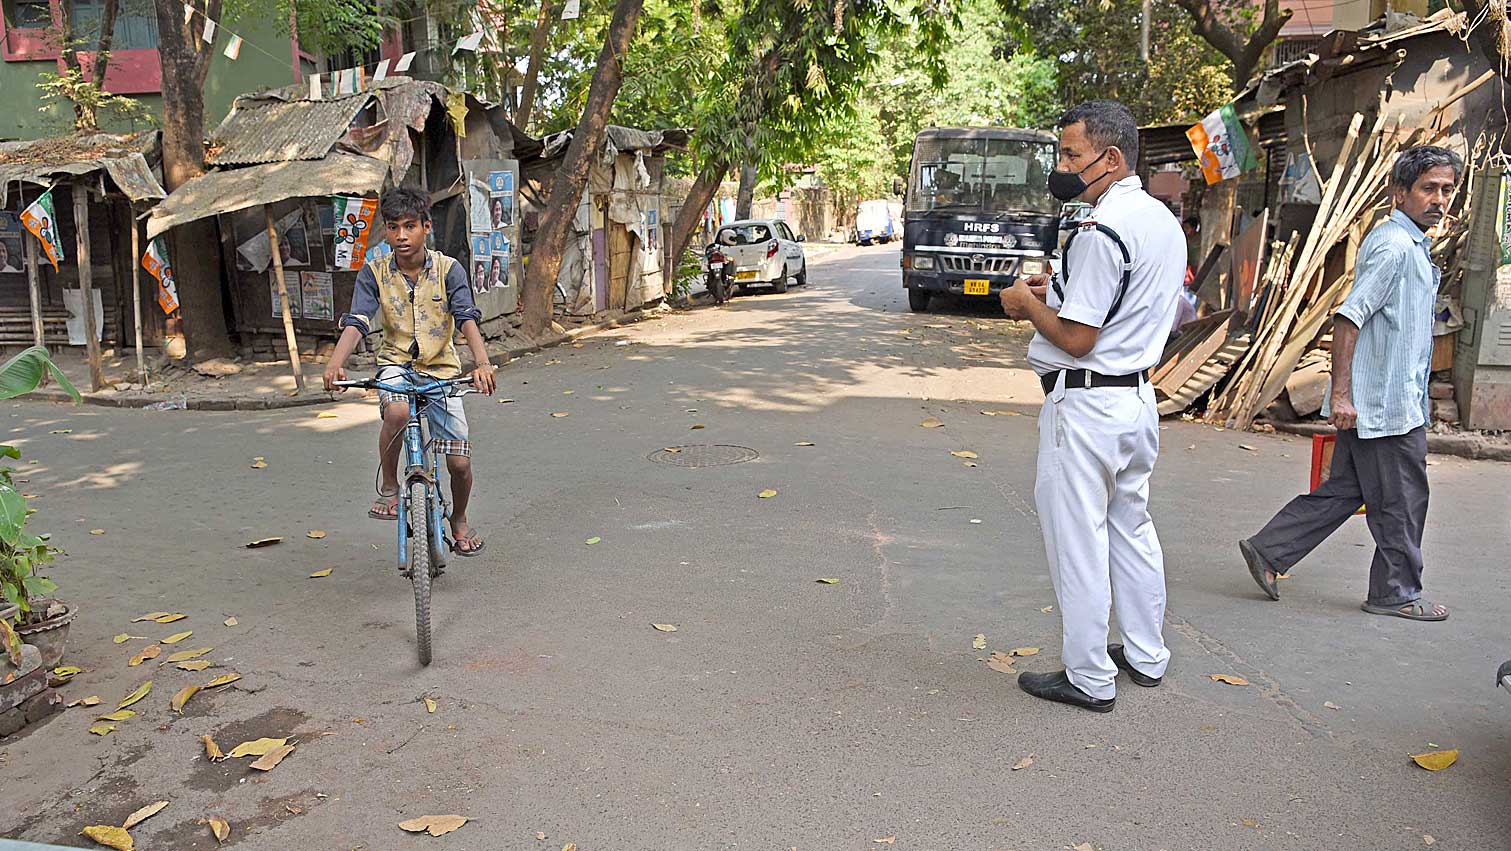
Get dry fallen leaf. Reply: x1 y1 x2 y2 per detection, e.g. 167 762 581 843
165 647 212 664
1241 818 1261 829
563 844 577 851
223 617 237 627
122 801 169 830
309 568 333 578
96 709 137 722
132 612 171 623
1009 647 1040 657
986 652 1017 674
874 838 896 845
689 424 705 430
1409 749 1459 771
758 489 778 498
795 441 816 446
202 734 225 761
205 673 241 688
90 529 106 536
425 697 437 714
1040 606 1054 614
950 450 979 459
117 681 152 709
1424 835 1436 845
1209 674 1250 686
920 417 944 428
153 613 187 624
128 645 161 667
307 530 327 539
397 815 469 837
171 685 201 713
250 461 267 469
1011 753 1036 771
250 744 296 771
536 832 547 840
651 623 678 633
317 411 339 418
980 409 1023 416
205 816 230 842
551 412 570 418
227 737 288 758
160 631 192 645
54 665 83 678
1324 701 1342 711
584 537 601 545
176 660 212 672
815 578 840 585
89 722 117 736
69 695 102 708
1072 844 1096 851
245 537 282 548
113 633 142 644
972 634 987 650
80 825 134 850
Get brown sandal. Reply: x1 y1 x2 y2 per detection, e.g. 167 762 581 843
368 493 399 520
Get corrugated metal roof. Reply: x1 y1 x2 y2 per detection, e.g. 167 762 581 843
207 95 369 166
146 153 388 239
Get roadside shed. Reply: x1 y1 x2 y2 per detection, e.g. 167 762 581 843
0 132 168 386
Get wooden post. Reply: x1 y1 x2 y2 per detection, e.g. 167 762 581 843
264 205 306 392
72 185 104 392
24 226 44 348
129 207 146 384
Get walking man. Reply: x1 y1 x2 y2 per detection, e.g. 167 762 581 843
1000 101 1185 712
1240 146 1461 622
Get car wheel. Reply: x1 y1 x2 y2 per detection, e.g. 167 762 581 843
773 266 790 294
796 263 808 286
908 289 931 312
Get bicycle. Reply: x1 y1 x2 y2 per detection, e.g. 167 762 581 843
334 368 475 666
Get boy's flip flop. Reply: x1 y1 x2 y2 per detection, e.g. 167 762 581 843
1360 600 1449 621
369 494 398 520
451 531 485 557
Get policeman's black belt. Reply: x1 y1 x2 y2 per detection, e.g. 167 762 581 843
1040 368 1149 395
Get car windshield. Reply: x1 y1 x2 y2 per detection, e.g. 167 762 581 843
717 224 773 246
908 136 1058 215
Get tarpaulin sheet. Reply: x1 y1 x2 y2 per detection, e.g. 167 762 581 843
147 153 387 239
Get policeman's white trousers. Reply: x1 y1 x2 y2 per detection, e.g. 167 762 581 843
1035 382 1171 699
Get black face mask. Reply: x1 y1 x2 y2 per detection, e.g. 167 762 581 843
1047 149 1114 203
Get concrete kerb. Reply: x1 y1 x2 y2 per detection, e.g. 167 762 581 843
1269 420 1511 463
23 308 665 413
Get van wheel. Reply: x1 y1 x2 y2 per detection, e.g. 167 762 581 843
908 289 931 312
773 266 789 294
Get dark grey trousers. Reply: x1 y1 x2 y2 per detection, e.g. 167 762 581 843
1249 427 1429 607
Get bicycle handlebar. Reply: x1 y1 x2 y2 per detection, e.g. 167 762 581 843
332 375 476 394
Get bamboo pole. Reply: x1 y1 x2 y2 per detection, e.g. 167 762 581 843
264 206 306 392
130 207 146 384
73 184 104 392
24 225 44 348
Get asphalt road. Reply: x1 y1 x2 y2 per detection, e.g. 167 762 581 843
3 244 1509 851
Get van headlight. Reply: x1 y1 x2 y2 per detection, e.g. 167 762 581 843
911 255 935 270
1019 258 1045 275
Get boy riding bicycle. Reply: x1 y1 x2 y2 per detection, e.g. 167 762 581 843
323 187 497 556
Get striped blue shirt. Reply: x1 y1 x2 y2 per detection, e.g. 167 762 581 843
1322 210 1437 439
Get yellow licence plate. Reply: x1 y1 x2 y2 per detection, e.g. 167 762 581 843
736 270 758 281
963 279 990 296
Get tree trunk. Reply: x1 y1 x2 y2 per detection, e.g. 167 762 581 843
516 0 558 130
667 158 728 281
91 0 119 88
1173 0 1291 92
735 155 757 219
517 0 644 340
55 0 88 130
152 0 233 359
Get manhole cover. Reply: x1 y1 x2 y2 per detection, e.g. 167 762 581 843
648 444 759 467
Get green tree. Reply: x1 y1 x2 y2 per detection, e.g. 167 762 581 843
1003 0 1232 124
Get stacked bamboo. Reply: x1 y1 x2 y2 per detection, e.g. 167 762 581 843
1205 111 1448 428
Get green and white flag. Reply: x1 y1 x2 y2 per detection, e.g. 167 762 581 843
19 190 62 271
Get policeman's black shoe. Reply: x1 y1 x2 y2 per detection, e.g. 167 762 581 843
1107 644 1162 688
1018 669 1115 713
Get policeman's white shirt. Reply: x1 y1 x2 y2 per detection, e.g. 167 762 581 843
1028 176 1185 377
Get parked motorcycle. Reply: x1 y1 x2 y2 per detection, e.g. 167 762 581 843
703 243 733 304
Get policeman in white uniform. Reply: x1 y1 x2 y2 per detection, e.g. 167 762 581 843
1000 100 1185 712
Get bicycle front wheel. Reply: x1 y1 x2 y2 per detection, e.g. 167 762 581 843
407 479 434 666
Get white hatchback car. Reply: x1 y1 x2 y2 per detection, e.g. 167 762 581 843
712 218 808 293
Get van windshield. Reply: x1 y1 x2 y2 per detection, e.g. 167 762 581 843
716 224 773 246
908 137 1058 215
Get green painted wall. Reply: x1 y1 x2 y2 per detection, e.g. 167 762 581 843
0 12 299 142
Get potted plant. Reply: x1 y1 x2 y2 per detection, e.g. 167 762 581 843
0 346 80 691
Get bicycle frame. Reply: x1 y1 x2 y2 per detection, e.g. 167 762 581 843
362 370 465 574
